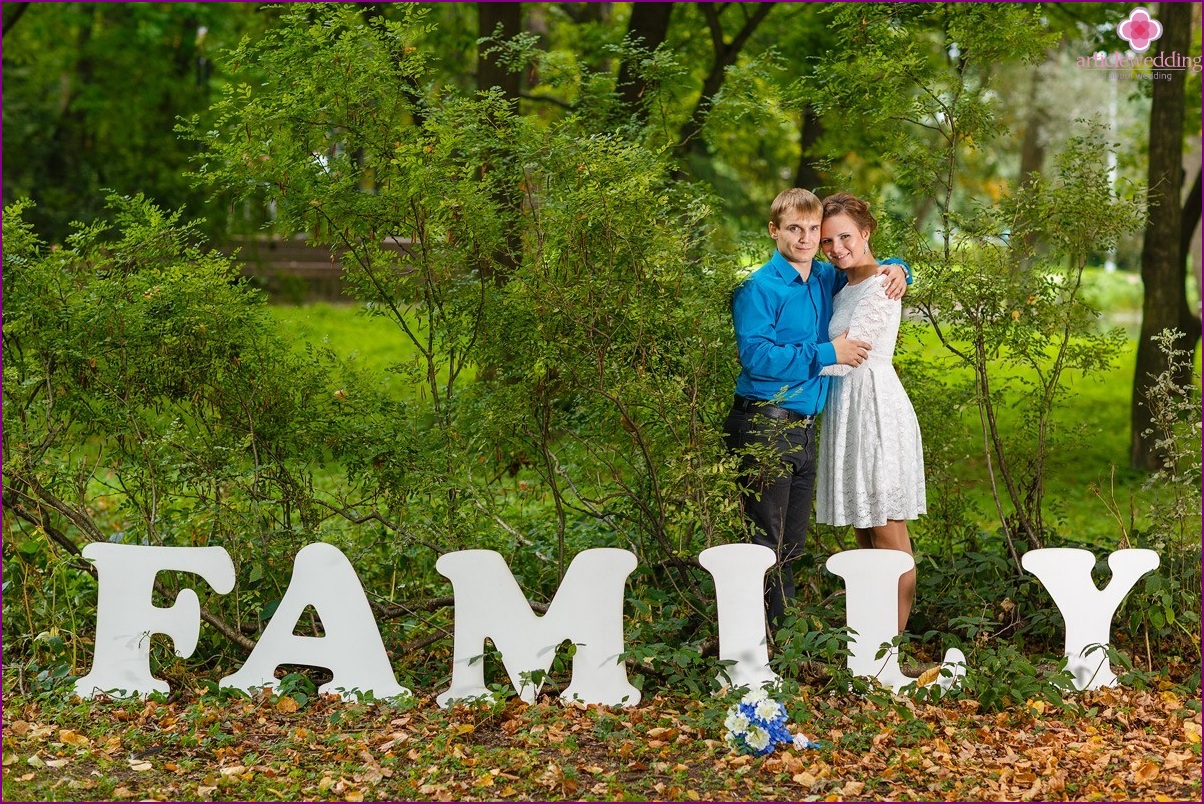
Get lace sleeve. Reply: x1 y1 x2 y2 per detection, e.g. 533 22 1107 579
820 276 900 377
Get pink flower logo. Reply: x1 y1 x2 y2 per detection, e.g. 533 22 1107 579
1117 7 1163 53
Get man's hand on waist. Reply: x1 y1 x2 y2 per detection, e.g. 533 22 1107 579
832 329 871 367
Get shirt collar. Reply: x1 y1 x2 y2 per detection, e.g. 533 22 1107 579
770 249 831 284
769 249 805 284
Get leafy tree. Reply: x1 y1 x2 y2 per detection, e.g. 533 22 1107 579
2 195 360 662
614 1 673 125
671 2 774 169
0 2 268 242
181 4 744 656
1130 1 1202 470
814 3 1144 567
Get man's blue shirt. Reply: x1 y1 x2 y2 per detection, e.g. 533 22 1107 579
731 250 907 415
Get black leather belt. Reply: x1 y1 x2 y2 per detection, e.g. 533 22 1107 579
732 395 815 426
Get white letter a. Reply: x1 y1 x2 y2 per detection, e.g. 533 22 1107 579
220 543 409 700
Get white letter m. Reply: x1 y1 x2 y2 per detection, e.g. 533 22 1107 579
435 548 640 708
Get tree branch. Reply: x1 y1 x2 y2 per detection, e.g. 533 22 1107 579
312 498 444 555
373 595 548 620
3 2 30 37
520 91 573 110
9 475 258 652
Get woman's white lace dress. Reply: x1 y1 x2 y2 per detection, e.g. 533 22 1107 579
816 274 926 527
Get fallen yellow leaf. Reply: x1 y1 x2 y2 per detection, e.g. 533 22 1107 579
841 780 865 796
1183 720 1201 744
793 771 816 787
275 696 300 714
58 729 90 747
1134 760 1159 785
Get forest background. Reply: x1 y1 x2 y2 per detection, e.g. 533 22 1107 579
2 3 1202 801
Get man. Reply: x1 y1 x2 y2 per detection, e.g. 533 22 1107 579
724 188 909 632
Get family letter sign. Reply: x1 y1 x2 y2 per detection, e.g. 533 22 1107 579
72 543 1160 704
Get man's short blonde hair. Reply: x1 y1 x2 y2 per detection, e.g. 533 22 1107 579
769 188 822 226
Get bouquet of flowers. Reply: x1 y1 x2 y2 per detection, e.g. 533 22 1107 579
723 688 796 757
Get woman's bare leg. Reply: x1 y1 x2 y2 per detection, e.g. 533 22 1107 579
853 527 874 549
856 521 914 633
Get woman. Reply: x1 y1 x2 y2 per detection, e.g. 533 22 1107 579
815 192 926 633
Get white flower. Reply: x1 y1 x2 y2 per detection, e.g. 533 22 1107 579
754 699 782 722
740 688 769 706
724 710 750 734
744 726 771 751
793 732 814 750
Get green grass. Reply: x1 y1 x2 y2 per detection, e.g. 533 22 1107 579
267 303 433 398
902 323 1137 545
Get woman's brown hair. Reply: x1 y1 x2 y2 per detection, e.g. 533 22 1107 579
821 192 877 236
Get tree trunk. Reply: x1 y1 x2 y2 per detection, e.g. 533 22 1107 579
674 2 773 171
1017 69 1048 188
477 2 522 106
1179 168 1201 282
1129 1 1199 470
1017 59 1049 263
44 6 97 209
793 104 825 193
1174 166 1203 392
475 2 523 288
615 2 673 124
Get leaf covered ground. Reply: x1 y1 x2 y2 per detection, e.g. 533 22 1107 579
2 683 1200 802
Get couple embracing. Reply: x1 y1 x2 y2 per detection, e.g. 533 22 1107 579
724 188 926 640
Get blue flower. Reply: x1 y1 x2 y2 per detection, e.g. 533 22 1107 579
723 691 799 757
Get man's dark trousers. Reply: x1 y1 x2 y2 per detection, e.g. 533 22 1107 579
723 399 816 631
